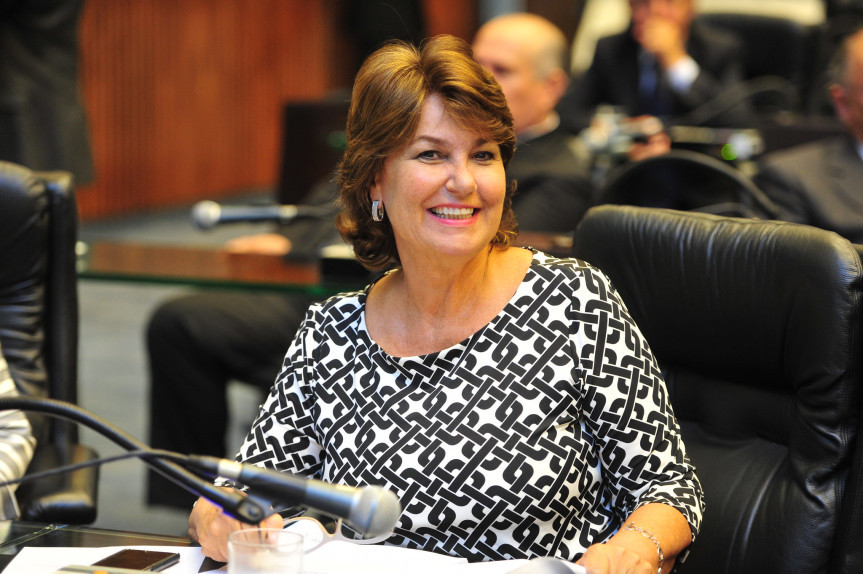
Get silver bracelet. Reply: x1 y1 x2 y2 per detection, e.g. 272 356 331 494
624 522 664 574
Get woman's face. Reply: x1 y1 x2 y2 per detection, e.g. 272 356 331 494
370 94 506 266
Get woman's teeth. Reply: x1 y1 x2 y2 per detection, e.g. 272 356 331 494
431 207 474 219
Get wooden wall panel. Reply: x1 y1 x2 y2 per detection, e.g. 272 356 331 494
75 0 481 221
76 0 347 220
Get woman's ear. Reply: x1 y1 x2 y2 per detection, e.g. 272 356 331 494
370 171 382 202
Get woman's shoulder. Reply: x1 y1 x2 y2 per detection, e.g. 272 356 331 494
528 249 607 278
304 288 368 324
525 249 618 299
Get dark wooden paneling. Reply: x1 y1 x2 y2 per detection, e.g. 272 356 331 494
76 0 349 220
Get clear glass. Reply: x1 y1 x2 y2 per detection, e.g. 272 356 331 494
282 516 392 554
228 528 303 574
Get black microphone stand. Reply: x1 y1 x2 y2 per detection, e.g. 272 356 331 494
0 396 271 525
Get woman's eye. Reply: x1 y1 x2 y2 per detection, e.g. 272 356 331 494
417 150 441 160
474 150 496 161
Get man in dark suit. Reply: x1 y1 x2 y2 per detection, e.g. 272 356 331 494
754 27 863 244
0 0 94 183
558 0 751 134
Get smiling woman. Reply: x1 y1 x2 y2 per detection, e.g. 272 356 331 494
336 36 518 273
189 35 705 574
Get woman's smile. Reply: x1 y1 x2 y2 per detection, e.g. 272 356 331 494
428 206 479 221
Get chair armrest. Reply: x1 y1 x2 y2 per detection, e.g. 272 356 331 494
17 443 99 524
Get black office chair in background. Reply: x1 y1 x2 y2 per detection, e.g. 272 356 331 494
597 149 781 219
695 12 825 116
0 160 99 523
573 205 863 573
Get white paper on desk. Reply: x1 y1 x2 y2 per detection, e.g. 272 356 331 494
4 545 204 574
301 542 585 574
4 543 584 574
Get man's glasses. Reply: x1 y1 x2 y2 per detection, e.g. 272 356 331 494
282 515 393 554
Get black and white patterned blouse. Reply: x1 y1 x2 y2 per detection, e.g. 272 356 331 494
235 251 704 562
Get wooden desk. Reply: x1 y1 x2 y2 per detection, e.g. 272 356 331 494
77 241 363 295
0 521 191 571
77 234 574 293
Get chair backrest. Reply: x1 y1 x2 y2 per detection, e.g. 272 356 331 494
0 161 79 444
598 149 781 219
695 12 823 114
572 205 863 574
275 96 350 206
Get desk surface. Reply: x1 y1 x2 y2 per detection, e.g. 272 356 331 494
77 233 574 293
0 522 191 571
77 241 363 295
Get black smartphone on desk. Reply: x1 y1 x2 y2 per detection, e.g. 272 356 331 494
91 549 180 571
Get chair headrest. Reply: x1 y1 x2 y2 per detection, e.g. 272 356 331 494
573 205 863 390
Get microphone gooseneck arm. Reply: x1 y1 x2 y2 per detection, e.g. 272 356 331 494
0 396 271 525
182 455 403 538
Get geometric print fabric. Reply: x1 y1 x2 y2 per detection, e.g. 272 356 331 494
233 251 703 562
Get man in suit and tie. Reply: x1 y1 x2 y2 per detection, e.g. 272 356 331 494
754 27 863 244
558 0 751 134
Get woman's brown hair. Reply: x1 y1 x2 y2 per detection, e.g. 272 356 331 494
335 34 517 271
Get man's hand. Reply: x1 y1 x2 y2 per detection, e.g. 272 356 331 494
224 233 292 255
637 15 688 69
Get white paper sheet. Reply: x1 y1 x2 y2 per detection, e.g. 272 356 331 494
3 543 585 574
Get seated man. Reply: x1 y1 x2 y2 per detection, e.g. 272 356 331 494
472 12 595 232
0 342 36 518
754 27 863 243
558 0 752 134
146 180 340 509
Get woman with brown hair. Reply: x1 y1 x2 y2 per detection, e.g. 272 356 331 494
189 35 703 574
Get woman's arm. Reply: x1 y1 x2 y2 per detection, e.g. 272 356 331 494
571 266 703 572
577 503 691 574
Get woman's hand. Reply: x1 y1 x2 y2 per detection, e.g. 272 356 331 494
577 542 656 574
188 492 284 562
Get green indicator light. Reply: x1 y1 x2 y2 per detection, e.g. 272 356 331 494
720 144 738 161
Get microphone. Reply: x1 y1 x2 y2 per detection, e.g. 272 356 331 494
191 200 336 230
185 455 402 538
0 397 271 525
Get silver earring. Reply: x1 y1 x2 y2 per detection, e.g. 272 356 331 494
371 200 385 222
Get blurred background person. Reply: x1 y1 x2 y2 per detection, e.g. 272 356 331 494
473 12 596 233
558 0 752 136
0 0 94 184
754 25 863 243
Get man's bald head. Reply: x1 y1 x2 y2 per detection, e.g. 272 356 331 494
472 13 569 135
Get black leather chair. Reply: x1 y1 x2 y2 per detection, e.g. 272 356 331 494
598 149 781 219
695 12 824 116
0 160 99 523
572 205 863 574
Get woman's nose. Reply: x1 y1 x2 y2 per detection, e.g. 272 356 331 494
446 160 478 196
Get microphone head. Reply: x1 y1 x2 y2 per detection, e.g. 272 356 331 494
191 200 221 230
347 485 402 538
